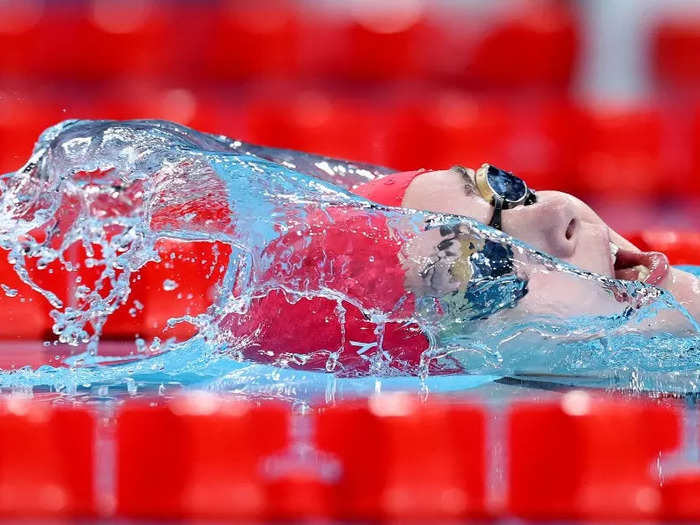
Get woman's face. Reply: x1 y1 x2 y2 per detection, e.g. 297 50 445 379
401 168 700 322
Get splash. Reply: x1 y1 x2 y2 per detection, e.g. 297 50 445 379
0 119 698 398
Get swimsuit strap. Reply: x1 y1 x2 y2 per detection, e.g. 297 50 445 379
352 169 430 207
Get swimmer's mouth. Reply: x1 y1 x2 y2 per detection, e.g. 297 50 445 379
610 242 669 285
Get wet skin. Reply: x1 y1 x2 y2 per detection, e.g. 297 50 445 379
400 168 700 323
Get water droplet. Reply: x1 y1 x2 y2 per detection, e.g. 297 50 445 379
1 284 18 298
162 279 178 291
125 378 137 395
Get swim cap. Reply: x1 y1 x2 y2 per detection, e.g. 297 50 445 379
352 170 429 207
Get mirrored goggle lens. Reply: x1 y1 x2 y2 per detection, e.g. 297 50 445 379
487 165 527 202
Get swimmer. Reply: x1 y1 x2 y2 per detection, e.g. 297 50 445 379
351 164 700 323
4 120 698 377
231 160 700 374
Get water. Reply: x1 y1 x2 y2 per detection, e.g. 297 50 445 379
0 119 698 400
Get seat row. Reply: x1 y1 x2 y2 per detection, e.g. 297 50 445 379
0 0 577 88
6 1 700 90
4 91 700 199
0 391 698 521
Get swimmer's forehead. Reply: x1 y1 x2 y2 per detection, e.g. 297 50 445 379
411 167 480 198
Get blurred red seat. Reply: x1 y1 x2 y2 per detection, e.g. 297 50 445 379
28 1 170 80
386 92 513 172
653 15 700 91
572 104 665 198
315 393 486 520
385 93 579 189
508 391 680 520
662 471 700 521
494 100 580 192
0 398 95 517
0 225 73 343
0 0 46 77
247 91 387 164
100 239 231 342
202 0 301 80
624 230 700 266
0 1 172 80
82 0 172 79
684 104 700 197
453 0 578 89
0 250 55 341
1 131 234 347
52 182 232 343
0 94 67 175
116 394 290 520
302 2 435 81
90 87 227 135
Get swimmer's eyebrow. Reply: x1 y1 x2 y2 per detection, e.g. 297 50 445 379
450 166 478 196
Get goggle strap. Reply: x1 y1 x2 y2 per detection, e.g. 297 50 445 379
489 195 505 230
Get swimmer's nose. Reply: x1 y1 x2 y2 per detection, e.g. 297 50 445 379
507 191 579 258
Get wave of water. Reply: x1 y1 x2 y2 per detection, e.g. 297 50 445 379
0 119 698 398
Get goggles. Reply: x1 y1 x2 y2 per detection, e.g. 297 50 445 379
454 164 537 230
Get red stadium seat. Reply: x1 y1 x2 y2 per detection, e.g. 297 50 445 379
1 130 233 348
0 398 95 517
0 250 55 341
92 88 201 126
116 394 290 520
0 235 230 362
491 100 581 192
77 0 172 80
301 1 577 87
452 1 578 89
315 394 486 520
385 93 579 190
203 0 301 80
685 104 700 197
662 471 700 521
2 1 172 80
508 391 680 520
247 91 388 164
0 0 46 78
303 3 435 81
572 105 665 198
386 92 514 172
117 394 485 521
653 15 700 91
0 220 73 344
89 87 231 144
624 231 700 266
0 94 66 175
100 239 231 342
